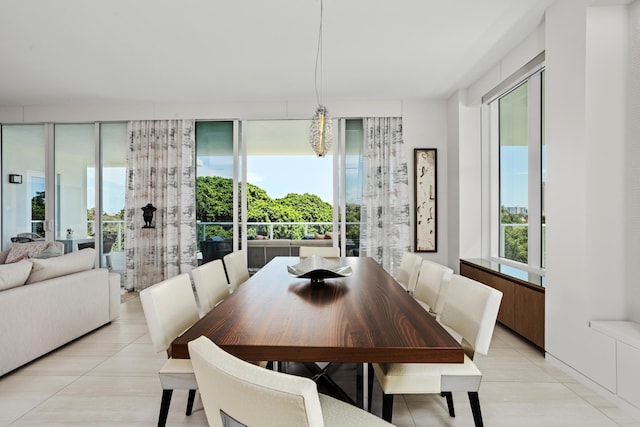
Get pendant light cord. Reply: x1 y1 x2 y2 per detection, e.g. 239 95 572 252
314 0 324 107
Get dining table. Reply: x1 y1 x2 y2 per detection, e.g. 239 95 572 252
171 256 463 408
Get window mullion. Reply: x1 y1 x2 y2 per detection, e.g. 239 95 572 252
527 73 542 271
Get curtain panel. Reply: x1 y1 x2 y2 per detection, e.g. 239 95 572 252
360 117 410 276
124 120 196 291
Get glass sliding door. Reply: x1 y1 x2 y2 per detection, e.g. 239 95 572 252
244 120 334 240
54 124 96 253
1 125 47 248
99 123 127 274
195 121 235 264
343 119 363 256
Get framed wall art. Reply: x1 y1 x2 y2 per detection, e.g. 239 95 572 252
414 148 437 252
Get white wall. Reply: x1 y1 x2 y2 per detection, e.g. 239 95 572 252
402 100 450 268
453 0 638 413
545 0 628 393
626 0 640 323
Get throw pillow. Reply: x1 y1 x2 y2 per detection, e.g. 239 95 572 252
314 233 325 240
7 254 27 264
0 247 11 264
325 232 333 240
37 242 65 259
26 248 96 284
0 260 33 291
6 241 58 263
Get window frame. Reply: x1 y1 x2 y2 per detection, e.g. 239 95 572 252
483 59 545 275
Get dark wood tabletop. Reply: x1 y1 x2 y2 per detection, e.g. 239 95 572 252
171 256 463 364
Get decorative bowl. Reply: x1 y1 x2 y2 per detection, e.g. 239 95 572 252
287 255 352 285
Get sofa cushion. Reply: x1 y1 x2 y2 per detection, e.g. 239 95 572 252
0 260 33 291
26 248 95 284
5 241 64 263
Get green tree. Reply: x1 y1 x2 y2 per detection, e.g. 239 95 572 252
31 191 46 235
31 191 45 220
500 205 528 263
197 176 353 240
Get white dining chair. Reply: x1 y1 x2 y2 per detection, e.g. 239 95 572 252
191 259 231 314
222 249 250 292
188 335 394 427
368 274 503 426
299 246 340 258
412 259 453 316
395 251 422 294
140 273 201 427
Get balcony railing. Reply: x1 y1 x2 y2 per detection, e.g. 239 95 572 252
31 220 361 253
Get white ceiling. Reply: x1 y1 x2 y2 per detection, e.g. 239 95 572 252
0 0 555 107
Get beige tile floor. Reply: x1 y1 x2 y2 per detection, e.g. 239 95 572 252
1 295 640 427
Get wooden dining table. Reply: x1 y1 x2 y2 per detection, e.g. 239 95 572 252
171 256 463 407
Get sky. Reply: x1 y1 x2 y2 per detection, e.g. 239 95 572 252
500 145 546 209
84 149 539 214
86 168 126 215
88 156 337 216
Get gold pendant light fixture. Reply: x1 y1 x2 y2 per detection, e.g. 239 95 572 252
309 0 332 157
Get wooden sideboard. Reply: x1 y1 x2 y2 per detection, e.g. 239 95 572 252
460 259 545 349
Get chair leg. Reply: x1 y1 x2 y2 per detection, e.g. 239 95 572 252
158 389 173 427
381 393 394 422
468 391 484 427
186 389 196 416
367 363 374 412
442 391 455 417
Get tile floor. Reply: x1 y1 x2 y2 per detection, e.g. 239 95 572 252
1 295 640 427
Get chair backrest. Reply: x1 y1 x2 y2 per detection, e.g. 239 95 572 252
412 260 453 315
439 274 503 357
17 232 43 240
140 273 200 354
396 252 422 293
77 242 95 250
298 246 340 258
11 236 33 243
103 235 116 253
192 259 230 313
188 336 325 427
222 249 250 292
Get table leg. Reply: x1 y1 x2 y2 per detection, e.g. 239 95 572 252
302 362 358 407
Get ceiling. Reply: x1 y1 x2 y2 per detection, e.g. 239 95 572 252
0 0 555 107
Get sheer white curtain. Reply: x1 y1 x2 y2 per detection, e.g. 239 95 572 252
360 117 410 276
124 120 196 291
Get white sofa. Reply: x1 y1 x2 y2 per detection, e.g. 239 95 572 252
0 244 120 376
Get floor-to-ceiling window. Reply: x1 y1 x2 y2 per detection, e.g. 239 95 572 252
487 63 545 272
1 125 46 247
342 119 363 256
244 120 334 240
1 122 126 277
100 123 127 273
194 118 364 265
54 124 95 242
195 121 236 263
